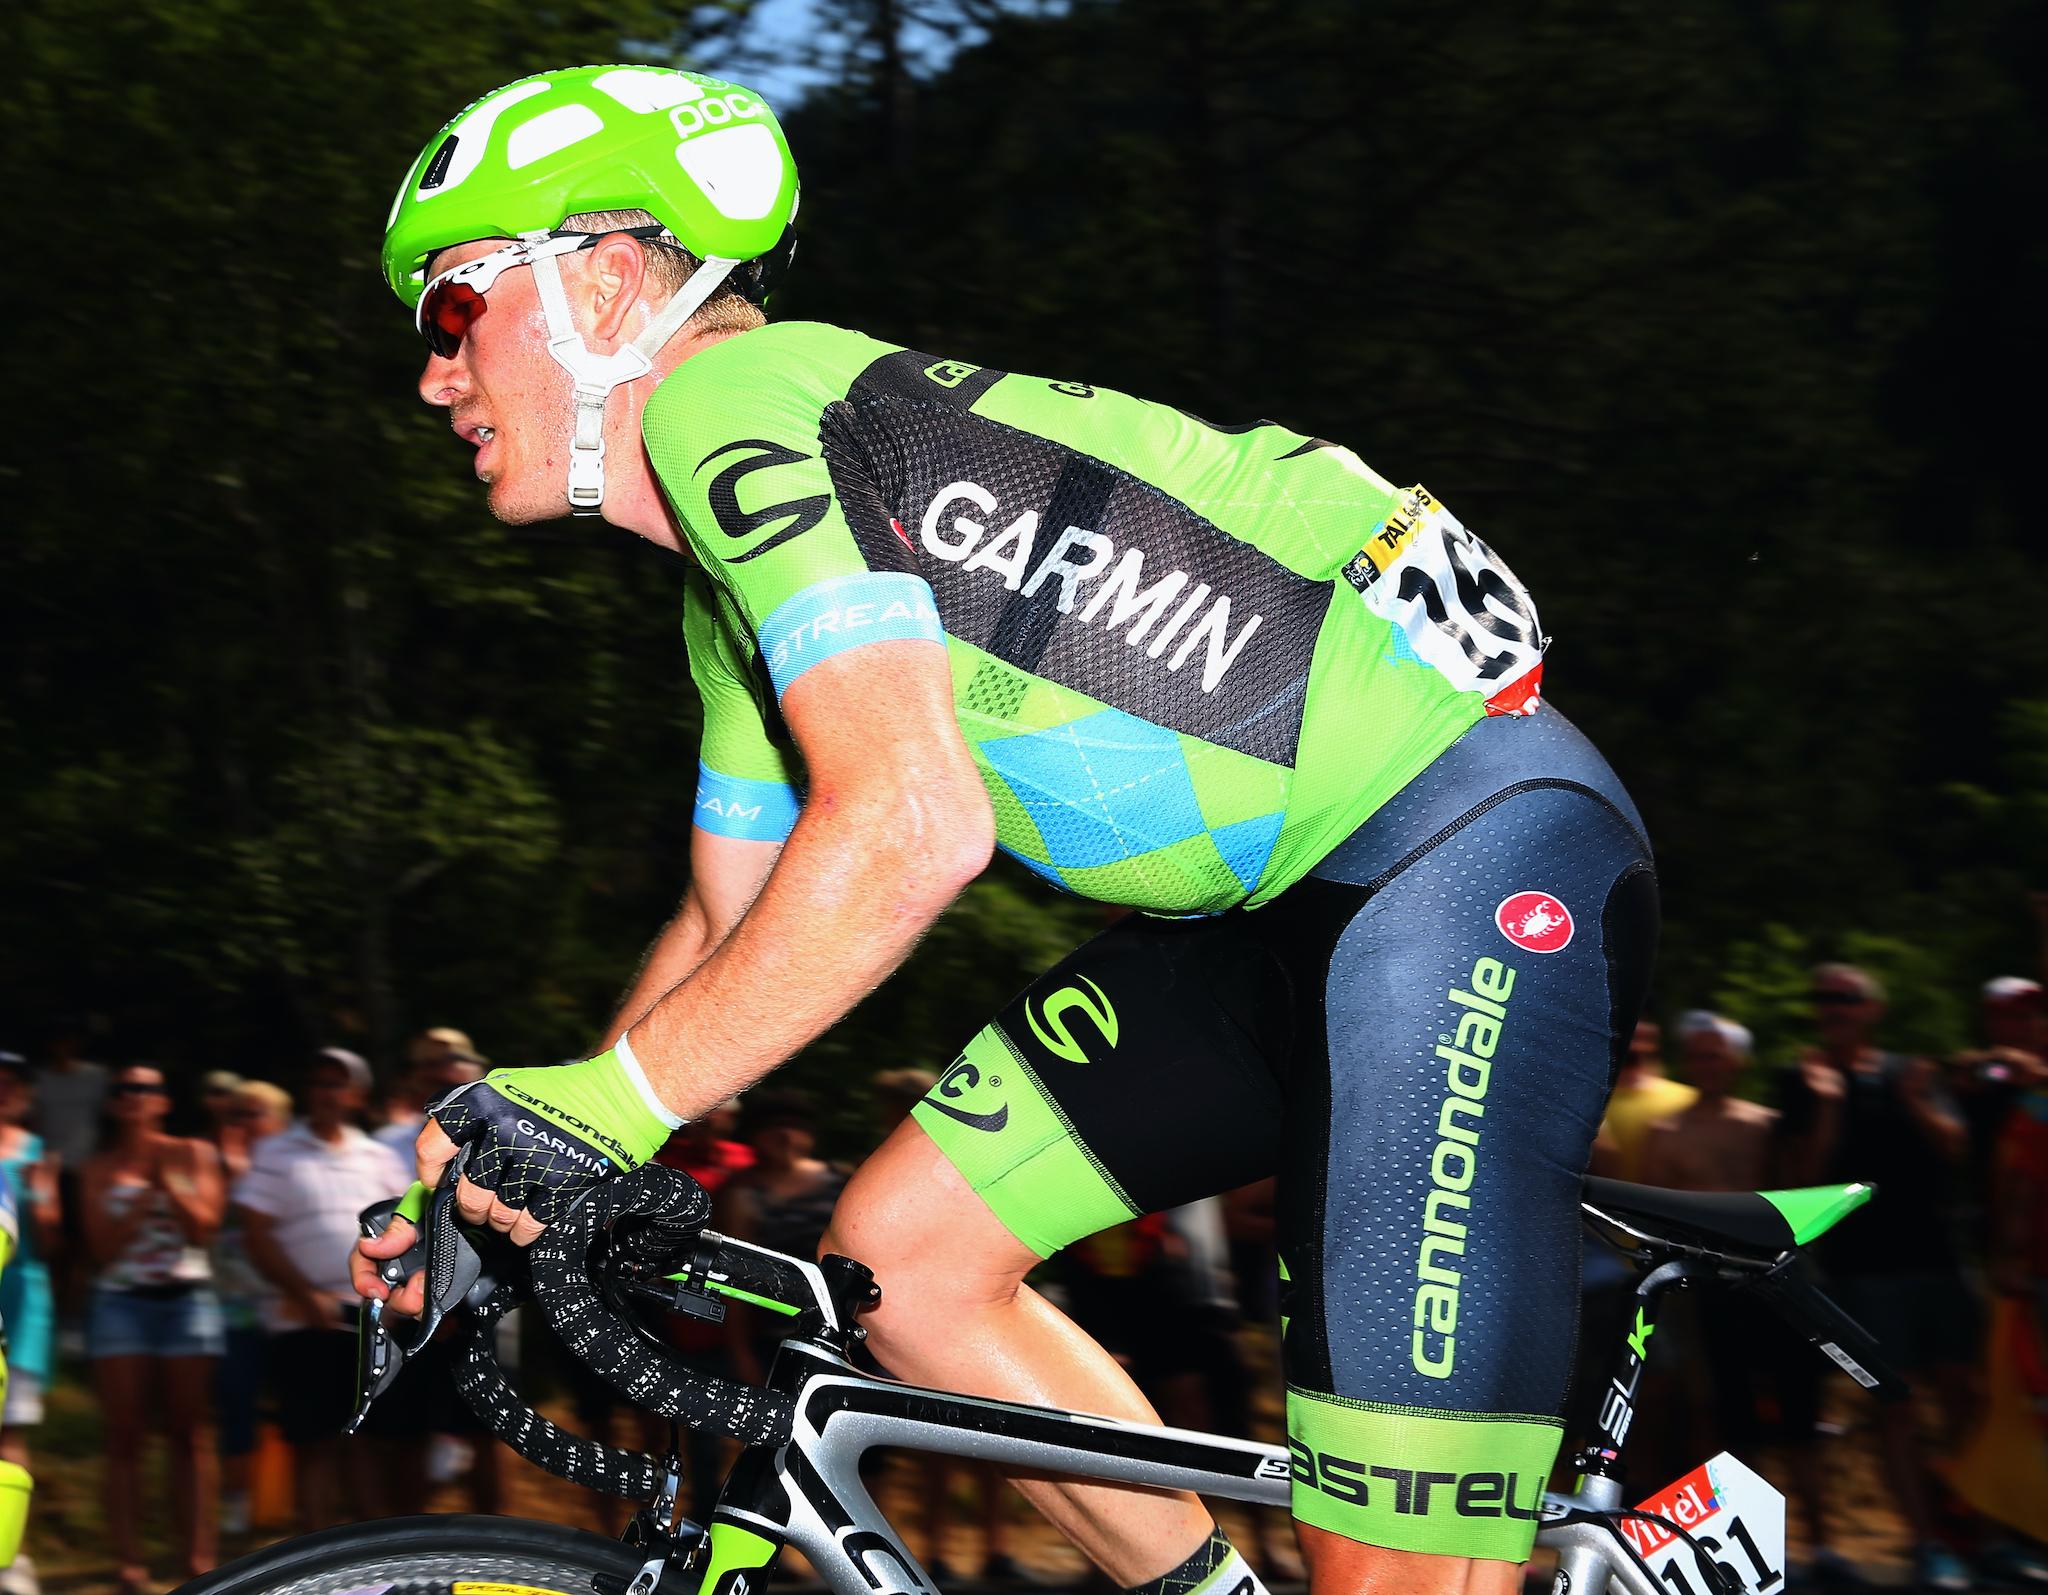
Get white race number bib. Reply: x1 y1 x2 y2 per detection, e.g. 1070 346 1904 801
1343 485 1547 714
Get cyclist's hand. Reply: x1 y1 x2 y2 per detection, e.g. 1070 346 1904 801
352 1214 425 1315
414 1049 681 1247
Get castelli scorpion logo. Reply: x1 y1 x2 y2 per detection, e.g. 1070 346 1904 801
1496 891 1574 954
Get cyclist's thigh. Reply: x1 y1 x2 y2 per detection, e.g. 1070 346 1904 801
1279 709 1658 1562
909 908 1290 1259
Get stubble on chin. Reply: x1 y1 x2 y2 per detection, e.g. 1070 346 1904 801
484 468 570 526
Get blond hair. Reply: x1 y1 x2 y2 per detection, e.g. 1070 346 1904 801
561 208 766 337
235 1079 294 1127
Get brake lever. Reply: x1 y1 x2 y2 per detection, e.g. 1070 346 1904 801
352 1182 425 1431
349 1146 487 1433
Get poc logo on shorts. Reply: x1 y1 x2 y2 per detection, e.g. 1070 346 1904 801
1495 891 1573 954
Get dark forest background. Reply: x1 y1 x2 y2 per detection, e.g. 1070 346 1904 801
5 0 2046 1097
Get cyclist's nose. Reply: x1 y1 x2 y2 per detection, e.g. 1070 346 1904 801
419 351 468 408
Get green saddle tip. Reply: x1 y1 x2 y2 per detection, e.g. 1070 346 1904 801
1759 1181 1874 1245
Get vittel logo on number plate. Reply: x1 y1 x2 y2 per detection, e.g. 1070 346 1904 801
1497 892 1574 954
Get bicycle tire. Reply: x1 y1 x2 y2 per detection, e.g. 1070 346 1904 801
170 1514 646 1595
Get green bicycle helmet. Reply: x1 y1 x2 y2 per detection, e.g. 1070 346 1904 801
382 66 800 514
383 64 799 308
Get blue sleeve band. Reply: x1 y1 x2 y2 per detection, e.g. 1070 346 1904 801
694 763 802 842
757 571 946 698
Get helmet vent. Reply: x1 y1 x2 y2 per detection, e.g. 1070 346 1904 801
420 136 459 192
508 103 605 170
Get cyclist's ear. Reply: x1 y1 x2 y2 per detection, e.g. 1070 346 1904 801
583 232 652 345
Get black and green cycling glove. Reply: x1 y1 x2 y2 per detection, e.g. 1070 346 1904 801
426 1041 682 1227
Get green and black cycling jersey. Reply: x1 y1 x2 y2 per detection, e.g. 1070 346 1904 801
645 321 1659 1563
648 321 1548 913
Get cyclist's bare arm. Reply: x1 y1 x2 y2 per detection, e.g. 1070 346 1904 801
360 638 988 1295
620 637 994 1114
602 825 782 1046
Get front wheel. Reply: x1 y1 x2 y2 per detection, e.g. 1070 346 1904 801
171 1514 646 1595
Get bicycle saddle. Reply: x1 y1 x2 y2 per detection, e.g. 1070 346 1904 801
1582 1177 1872 1263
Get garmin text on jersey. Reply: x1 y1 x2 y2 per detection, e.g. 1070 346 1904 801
920 480 1263 695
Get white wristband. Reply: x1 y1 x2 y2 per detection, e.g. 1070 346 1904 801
614 1031 686 1130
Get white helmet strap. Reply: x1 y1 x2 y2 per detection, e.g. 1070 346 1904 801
523 229 741 515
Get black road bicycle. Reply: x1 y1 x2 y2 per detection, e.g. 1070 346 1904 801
175 1154 1901 1595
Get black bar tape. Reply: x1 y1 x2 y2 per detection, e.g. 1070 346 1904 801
529 1165 796 1447
452 1280 665 1498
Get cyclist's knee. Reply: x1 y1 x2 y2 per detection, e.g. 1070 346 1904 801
825 1122 1036 1353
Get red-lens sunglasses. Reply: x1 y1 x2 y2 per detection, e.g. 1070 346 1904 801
421 279 486 358
414 227 677 358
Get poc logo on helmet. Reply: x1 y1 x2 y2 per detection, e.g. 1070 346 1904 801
670 92 765 140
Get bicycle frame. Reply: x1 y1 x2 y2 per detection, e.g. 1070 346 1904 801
685 1337 1666 1595
657 1238 1692 1595
372 1166 1890 1595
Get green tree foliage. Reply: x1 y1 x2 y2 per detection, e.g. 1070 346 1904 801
0 0 764 1068
3 0 2044 1100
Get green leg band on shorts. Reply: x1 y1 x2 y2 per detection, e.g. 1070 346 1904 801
911 1026 1137 1258
1285 1387 1563 1561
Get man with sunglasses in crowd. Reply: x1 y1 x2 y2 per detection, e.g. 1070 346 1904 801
354 65 1661 1595
1781 963 1978 1590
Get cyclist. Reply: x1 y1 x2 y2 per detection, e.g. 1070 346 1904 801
353 65 1657 1595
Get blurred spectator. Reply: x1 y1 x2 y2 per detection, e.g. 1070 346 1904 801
718 1091 847 1387
1642 1012 1774 1191
1222 1177 1278 1327
1062 1214 1171 1371
1967 1068 2048 1579
1949 978 2046 1249
374 1036 485 1163
0 1054 55 1595
33 1021 106 1175
199 1071 252 1183
81 1064 227 1592
212 1080 291 1538
35 1021 105 1321
1780 963 1977 1591
1635 1013 1843 1569
654 1094 754 1192
869 1068 937 1134
1591 1019 1696 1181
1997 1070 2048 1333
233 1048 408 1531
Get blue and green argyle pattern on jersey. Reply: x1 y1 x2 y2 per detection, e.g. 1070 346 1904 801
949 640 1289 910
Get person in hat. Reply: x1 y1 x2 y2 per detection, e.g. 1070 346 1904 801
233 1050 408 1531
